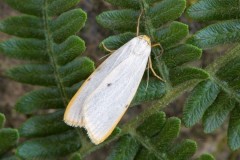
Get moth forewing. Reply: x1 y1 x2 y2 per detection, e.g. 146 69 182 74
64 35 151 145
63 37 140 127
83 36 151 144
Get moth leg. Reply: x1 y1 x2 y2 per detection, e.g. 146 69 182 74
145 57 150 91
151 43 164 59
136 10 144 36
148 56 165 82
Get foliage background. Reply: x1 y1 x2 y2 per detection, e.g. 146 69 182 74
0 0 237 159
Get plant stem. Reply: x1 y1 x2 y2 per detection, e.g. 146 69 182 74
129 129 166 160
42 0 68 105
206 44 240 103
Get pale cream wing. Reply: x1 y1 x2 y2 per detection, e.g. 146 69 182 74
83 41 151 144
64 37 140 127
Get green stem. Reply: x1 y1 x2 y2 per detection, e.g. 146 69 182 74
140 0 172 91
212 75 240 103
206 44 240 103
206 44 240 74
129 130 166 160
122 80 200 130
42 0 68 105
42 3 93 157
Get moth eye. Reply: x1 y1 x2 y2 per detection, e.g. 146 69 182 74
107 83 112 87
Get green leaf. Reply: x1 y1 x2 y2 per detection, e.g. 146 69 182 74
170 67 209 86
147 0 186 28
51 9 87 43
229 77 240 92
0 113 6 128
6 57 94 87
187 20 240 49
15 87 63 113
162 44 202 68
0 36 86 64
69 153 82 160
152 117 180 151
96 9 140 32
59 57 95 87
187 0 240 21
203 92 235 133
0 128 19 155
132 79 166 105
0 38 47 62
154 22 189 49
6 63 55 86
216 55 240 82
134 148 158 160
105 0 159 9
196 154 215 160
1 155 20 160
100 32 135 51
4 0 80 17
183 80 221 127
135 114 212 160
55 36 86 65
106 127 122 141
107 135 139 160
47 0 81 17
19 110 72 138
105 0 140 9
15 82 83 114
0 15 44 38
158 61 170 83
137 112 166 137
16 130 81 159
228 105 240 150
167 139 197 160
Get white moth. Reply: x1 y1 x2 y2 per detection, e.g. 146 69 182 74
64 10 164 144
64 35 153 144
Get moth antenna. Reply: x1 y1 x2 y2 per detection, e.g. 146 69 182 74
102 43 116 53
136 10 144 36
99 53 111 60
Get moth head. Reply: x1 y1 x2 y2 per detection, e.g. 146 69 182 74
138 35 151 46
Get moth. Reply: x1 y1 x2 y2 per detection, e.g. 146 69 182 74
64 11 163 144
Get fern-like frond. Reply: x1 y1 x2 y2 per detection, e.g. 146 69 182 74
0 0 95 159
107 112 214 160
16 130 81 159
187 0 240 49
0 113 19 159
183 44 240 150
183 0 240 150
